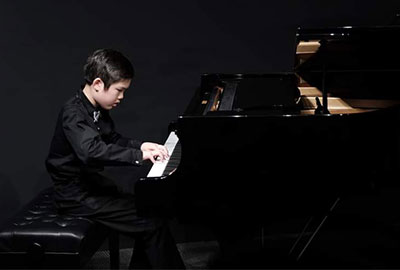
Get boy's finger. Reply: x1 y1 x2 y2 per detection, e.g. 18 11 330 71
158 145 168 154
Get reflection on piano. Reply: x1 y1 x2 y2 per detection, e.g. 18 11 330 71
136 26 400 267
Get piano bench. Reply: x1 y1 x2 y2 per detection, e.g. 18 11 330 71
0 187 120 269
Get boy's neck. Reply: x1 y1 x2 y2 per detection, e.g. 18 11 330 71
82 84 98 107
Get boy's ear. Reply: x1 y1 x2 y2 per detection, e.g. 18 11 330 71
92 78 105 92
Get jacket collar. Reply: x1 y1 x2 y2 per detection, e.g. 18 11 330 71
76 87 103 117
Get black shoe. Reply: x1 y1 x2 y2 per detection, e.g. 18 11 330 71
129 249 152 269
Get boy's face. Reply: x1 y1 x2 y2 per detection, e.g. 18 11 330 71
93 79 131 110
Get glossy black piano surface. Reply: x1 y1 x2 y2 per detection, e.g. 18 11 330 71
135 25 400 267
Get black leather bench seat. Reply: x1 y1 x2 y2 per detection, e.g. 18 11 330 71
0 187 119 269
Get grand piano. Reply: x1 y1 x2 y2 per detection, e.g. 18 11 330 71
135 26 400 267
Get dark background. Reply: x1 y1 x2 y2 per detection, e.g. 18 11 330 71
0 0 399 226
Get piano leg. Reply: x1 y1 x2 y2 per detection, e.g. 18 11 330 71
209 214 275 269
288 197 341 262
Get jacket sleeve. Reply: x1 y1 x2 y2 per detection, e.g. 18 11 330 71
62 106 143 166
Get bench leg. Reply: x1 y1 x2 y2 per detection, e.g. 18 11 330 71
109 231 120 269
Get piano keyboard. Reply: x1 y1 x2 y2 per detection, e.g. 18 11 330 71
146 131 181 177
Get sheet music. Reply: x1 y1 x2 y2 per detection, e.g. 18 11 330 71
146 131 179 177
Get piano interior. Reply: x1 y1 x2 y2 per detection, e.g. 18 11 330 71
295 28 400 115
195 26 400 117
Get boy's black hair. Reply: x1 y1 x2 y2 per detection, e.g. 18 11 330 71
84 49 134 89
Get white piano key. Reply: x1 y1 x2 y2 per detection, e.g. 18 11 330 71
146 131 179 177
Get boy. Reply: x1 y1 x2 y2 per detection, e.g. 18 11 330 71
45 49 185 269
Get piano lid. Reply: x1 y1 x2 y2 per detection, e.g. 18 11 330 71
295 26 400 101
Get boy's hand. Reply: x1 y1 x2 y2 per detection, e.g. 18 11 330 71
141 142 169 163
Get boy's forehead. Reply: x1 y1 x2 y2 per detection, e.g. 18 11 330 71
113 79 131 88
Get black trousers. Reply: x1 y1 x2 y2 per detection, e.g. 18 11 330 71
58 191 185 269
